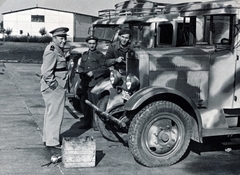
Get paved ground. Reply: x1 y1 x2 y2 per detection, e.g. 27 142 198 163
1 63 240 175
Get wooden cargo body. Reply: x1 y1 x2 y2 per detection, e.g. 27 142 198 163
62 137 96 168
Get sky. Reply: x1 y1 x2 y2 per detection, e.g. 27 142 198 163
0 0 219 22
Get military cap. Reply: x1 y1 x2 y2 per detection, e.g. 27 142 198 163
49 27 69 36
86 35 98 42
118 28 132 36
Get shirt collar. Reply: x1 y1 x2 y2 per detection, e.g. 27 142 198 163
116 41 131 50
87 49 97 54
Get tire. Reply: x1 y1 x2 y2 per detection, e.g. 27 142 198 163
94 95 128 142
128 101 191 167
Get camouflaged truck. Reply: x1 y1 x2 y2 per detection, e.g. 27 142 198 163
67 0 168 112
86 0 240 167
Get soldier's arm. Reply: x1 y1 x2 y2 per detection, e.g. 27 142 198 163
42 50 58 89
104 45 118 66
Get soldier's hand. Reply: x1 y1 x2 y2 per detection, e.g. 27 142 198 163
87 71 93 77
115 56 124 63
49 81 58 90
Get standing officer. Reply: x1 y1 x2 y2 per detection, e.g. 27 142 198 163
78 35 108 129
105 28 132 74
40 27 69 148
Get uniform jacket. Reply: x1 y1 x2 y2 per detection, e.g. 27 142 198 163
105 41 132 71
40 42 68 92
78 50 108 87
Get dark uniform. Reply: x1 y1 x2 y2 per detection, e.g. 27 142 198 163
40 27 69 147
79 50 107 87
105 41 132 73
78 36 108 128
105 28 132 74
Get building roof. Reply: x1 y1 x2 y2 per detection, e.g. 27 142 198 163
0 0 125 23
2 6 98 18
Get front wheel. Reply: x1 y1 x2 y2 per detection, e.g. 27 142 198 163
128 101 191 167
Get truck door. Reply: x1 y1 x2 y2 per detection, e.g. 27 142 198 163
205 15 236 110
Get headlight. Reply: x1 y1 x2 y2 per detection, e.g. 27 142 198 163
70 60 74 67
77 58 81 66
110 69 122 87
126 73 140 91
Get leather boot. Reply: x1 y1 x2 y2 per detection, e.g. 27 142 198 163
78 117 91 129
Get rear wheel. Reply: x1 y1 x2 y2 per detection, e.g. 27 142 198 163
94 95 128 142
128 101 191 167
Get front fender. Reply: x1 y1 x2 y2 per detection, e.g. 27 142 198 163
91 78 111 96
125 86 198 111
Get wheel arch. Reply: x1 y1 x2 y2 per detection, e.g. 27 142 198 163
125 86 203 142
90 78 111 104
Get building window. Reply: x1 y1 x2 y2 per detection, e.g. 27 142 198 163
31 15 44 22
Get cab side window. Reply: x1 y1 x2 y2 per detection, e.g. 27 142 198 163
176 23 190 46
157 24 173 46
204 15 233 45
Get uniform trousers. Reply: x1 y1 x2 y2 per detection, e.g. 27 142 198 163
81 86 94 124
42 86 66 146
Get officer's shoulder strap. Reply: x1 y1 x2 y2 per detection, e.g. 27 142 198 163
50 45 55 51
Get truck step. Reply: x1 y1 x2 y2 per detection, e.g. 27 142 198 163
202 127 240 137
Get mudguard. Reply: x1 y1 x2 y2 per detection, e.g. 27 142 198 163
124 86 197 111
91 78 124 111
91 78 111 96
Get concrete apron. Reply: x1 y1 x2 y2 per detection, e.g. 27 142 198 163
0 63 61 174
0 63 134 175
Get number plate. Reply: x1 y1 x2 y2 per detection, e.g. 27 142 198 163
122 90 131 100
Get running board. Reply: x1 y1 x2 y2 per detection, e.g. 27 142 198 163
202 127 240 137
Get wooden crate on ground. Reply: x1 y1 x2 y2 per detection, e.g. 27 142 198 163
62 136 96 168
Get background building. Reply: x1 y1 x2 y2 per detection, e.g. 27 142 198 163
2 6 99 41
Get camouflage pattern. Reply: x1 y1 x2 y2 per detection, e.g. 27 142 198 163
80 0 240 167
121 0 240 141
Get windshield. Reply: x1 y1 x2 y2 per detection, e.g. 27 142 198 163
93 26 118 42
129 22 151 48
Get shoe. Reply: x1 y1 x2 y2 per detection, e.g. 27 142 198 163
78 118 91 129
78 123 91 129
46 144 62 149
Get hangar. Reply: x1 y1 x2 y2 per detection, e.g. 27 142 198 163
2 6 99 41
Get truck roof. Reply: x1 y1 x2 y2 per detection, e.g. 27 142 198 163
181 0 240 16
93 0 169 25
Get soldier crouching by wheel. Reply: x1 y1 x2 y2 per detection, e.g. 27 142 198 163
78 36 109 129
40 27 69 149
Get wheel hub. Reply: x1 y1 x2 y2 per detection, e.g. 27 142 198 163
159 132 170 142
146 119 179 154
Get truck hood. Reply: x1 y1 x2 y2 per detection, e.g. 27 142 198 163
140 46 213 71
144 46 213 58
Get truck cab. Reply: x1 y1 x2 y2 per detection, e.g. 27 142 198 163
89 0 240 167
67 0 169 112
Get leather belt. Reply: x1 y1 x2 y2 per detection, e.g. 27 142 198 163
55 67 67 72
